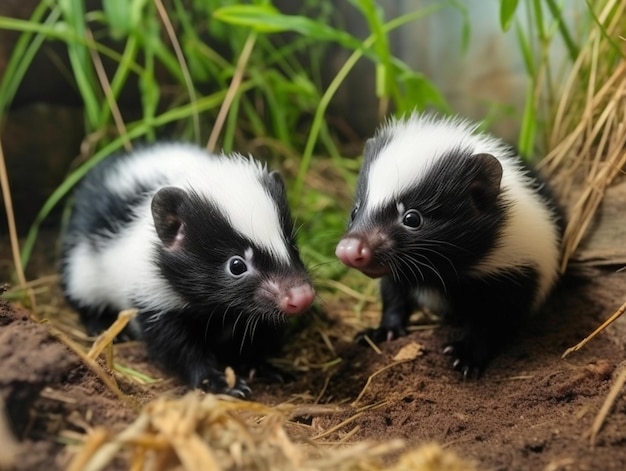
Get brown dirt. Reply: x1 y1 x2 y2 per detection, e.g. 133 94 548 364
2 178 626 471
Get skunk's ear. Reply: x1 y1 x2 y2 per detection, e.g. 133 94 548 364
469 153 503 211
262 170 288 205
151 187 187 248
362 137 380 163
269 170 286 191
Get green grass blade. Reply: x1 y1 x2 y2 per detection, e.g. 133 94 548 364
545 0 579 60
59 0 101 129
213 4 364 52
517 81 537 159
114 362 159 383
499 0 519 32
97 33 139 126
0 4 59 114
0 16 144 75
515 21 535 76
350 0 398 103
222 91 241 153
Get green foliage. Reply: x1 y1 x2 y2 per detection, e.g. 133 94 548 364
497 0 610 158
0 0 466 277
499 0 519 32
0 3 57 114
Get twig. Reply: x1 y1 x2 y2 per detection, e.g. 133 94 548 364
86 29 131 151
314 372 333 405
562 300 626 359
206 32 257 152
87 309 137 360
48 325 139 410
314 279 378 303
361 335 382 355
0 138 37 311
310 412 364 441
288 404 344 420
66 428 111 471
317 328 337 357
351 360 411 407
73 414 152 471
337 424 360 443
354 399 390 414
3 274 58 292
589 367 626 445
154 0 200 142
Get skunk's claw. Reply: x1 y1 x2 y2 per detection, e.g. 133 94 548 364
356 325 407 345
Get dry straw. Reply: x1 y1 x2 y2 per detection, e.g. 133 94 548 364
539 0 626 271
67 392 476 471
540 0 626 446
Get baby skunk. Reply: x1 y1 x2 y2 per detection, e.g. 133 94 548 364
336 113 564 378
60 143 315 397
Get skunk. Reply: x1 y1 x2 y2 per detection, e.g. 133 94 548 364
336 113 564 377
61 143 315 397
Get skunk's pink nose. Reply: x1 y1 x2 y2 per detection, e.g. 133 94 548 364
280 284 315 316
335 237 372 268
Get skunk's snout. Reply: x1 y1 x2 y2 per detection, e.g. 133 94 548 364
335 237 372 269
280 283 316 316
260 278 315 316
336 233 391 279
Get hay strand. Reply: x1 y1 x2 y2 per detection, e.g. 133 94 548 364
562 300 626 358
87 309 137 360
588 366 626 445
539 2 626 270
67 392 424 471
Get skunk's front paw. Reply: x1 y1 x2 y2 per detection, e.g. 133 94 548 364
356 325 407 345
443 340 490 380
196 368 252 398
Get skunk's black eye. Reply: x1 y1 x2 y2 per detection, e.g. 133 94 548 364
350 203 360 221
402 210 422 229
227 256 248 277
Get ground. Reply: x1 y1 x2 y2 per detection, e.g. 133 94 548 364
1 247 626 470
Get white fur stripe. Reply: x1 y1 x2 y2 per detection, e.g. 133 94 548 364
365 115 507 216
106 144 291 263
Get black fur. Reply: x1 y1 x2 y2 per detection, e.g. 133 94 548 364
146 183 307 395
64 155 160 242
60 146 311 397
346 145 561 378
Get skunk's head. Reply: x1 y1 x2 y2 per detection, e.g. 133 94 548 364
151 156 315 320
336 114 509 286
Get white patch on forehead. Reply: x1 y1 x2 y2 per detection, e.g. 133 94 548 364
363 115 508 215
185 155 291 263
106 144 291 263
